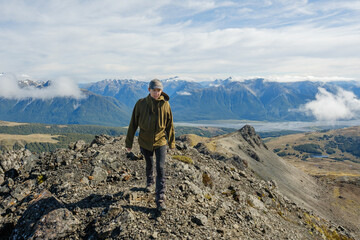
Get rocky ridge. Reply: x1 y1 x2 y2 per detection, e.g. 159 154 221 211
0 126 355 239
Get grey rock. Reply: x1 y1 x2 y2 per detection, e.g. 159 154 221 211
30 208 80 239
74 140 87 151
0 183 9 194
90 135 113 146
1 195 17 210
194 142 211 155
227 155 248 171
192 214 208 226
239 170 247 178
105 203 123 219
151 231 159 239
245 148 261 162
184 180 203 196
0 152 19 172
80 176 90 185
247 194 267 212
93 205 124 240
176 142 188 150
118 210 135 223
232 173 241 181
10 179 35 202
91 166 108 183
21 153 37 173
10 190 80 240
68 142 76 150
0 171 4 185
94 222 118 239
126 152 143 161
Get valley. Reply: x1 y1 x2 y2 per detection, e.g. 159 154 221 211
266 126 360 237
265 126 360 177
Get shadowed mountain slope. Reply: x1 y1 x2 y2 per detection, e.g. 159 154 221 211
0 90 130 127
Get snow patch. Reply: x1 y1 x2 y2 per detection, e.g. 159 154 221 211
177 91 192 96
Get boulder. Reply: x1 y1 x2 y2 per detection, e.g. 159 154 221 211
90 166 108 183
192 214 208 226
74 140 87 152
10 190 80 240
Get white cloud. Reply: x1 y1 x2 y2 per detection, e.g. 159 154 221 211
267 75 355 82
0 73 84 100
301 87 360 121
0 0 360 82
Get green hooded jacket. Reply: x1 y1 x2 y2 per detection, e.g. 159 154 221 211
125 92 175 151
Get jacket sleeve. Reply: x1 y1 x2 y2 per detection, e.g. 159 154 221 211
125 102 139 149
165 104 175 149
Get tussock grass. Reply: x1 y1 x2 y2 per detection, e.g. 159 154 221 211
204 193 212 201
202 172 213 188
304 213 352 240
206 141 217 152
172 155 194 164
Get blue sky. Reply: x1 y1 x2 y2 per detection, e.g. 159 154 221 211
1 0 360 83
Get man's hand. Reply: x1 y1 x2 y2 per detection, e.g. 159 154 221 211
126 148 132 152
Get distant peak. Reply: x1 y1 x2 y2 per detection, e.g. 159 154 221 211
162 76 181 82
18 80 51 89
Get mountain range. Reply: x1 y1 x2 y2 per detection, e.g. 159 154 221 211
81 77 360 122
1 77 360 126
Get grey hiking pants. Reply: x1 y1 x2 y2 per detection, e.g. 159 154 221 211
140 145 166 204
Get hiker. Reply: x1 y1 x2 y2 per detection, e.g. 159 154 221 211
125 79 175 212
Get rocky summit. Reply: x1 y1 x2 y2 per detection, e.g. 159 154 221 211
0 126 356 239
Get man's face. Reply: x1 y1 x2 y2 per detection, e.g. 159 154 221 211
149 88 162 99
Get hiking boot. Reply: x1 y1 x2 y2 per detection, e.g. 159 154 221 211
157 202 167 212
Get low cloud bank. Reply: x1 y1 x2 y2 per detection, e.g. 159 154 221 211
302 87 360 121
0 74 84 100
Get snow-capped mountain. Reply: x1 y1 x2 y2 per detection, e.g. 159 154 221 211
18 80 51 89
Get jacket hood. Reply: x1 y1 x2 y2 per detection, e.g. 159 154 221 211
146 92 170 102
161 92 170 101
146 91 170 114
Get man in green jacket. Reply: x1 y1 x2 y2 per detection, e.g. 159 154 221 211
125 79 175 212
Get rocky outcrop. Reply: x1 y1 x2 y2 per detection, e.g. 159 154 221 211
0 133 356 239
239 125 268 150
